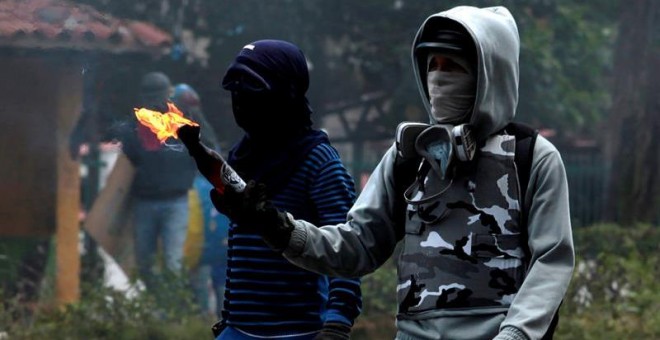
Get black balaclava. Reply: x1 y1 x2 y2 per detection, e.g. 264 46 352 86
221 40 312 140
221 40 329 194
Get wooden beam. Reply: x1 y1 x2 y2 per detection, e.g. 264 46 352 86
54 57 83 305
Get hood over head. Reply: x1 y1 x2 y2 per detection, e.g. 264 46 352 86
222 40 310 96
412 6 520 142
222 42 329 194
221 39 313 138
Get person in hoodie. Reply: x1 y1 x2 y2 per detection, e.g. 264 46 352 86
210 40 363 339
121 72 197 290
210 6 575 340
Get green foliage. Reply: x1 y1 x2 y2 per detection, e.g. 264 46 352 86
512 1 614 134
351 252 399 338
557 224 660 339
0 237 50 287
71 0 616 139
3 224 659 339
0 278 213 340
359 251 399 317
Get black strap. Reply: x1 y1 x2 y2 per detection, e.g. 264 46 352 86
392 154 422 241
507 122 562 339
506 122 538 260
211 319 226 337
542 302 561 340
507 121 538 226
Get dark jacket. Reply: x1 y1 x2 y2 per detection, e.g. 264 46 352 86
123 102 196 200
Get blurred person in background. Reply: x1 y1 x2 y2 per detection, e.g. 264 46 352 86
121 72 196 291
172 83 220 150
173 84 229 318
210 7 574 340
204 40 363 340
183 174 230 318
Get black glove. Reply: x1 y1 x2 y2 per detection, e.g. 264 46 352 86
209 181 294 252
177 124 229 190
176 124 204 155
313 323 352 340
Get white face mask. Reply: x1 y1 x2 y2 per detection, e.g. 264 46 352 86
427 70 476 124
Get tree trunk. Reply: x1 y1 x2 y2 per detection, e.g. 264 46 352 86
605 0 660 224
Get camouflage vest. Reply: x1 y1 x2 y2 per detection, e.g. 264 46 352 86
397 134 526 315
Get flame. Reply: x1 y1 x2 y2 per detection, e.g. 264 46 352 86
134 102 198 143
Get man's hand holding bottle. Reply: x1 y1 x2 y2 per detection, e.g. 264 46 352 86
177 124 293 252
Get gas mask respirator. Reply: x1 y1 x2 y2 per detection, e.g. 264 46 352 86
396 121 476 204
396 122 476 178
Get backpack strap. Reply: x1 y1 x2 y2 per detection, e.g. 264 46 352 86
506 121 538 231
505 121 538 263
507 122 562 340
392 154 422 241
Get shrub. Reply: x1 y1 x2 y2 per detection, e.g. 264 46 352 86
556 224 660 339
2 224 659 339
0 276 214 340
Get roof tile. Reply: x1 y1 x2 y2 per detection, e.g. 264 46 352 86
0 0 172 53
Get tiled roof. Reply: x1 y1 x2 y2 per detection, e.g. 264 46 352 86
0 0 172 54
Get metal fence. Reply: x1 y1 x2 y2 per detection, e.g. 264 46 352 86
561 145 608 228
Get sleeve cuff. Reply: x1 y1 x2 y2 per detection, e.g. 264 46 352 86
323 311 352 326
493 326 529 340
284 215 307 256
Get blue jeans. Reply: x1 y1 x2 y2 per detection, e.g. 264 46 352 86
216 327 318 340
190 264 225 317
133 195 189 288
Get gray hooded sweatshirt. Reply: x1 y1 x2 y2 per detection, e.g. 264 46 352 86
282 6 574 340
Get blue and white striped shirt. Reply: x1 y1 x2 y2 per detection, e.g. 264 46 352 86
223 143 362 337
